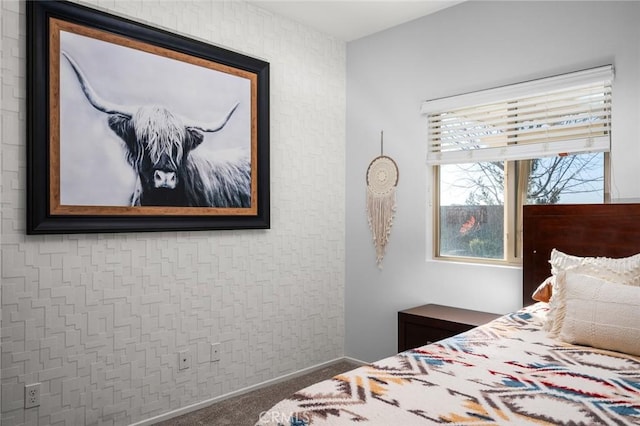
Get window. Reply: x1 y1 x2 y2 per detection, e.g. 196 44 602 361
422 66 613 264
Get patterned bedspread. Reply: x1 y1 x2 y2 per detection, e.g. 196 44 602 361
257 304 640 425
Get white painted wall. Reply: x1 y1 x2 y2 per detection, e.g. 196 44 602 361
1 1 345 425
346 1 640 362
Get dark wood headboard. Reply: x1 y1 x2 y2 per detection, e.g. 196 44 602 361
522 203 640 306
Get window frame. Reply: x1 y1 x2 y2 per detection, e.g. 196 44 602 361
424 66 613 266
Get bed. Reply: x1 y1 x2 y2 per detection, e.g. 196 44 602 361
257 204 640 426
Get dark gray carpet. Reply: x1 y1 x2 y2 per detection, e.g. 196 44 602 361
155 359 361 426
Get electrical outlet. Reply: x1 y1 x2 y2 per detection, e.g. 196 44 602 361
25 383 41 408
178 350 191 370
210 343 221 362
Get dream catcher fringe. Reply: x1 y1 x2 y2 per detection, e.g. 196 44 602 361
366 132 398 269
367 185 396 268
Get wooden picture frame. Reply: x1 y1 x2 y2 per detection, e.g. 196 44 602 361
27 1 270 234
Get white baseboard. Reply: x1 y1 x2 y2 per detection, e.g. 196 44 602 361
130 356 364 426
342 355 367 365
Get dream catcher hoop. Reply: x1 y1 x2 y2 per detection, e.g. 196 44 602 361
366 132 399 268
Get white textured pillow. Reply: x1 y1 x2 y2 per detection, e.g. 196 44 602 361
544 249 640 331
550 249 640 285
554 271 640 356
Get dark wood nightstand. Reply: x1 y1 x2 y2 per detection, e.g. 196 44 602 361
398 304 501 352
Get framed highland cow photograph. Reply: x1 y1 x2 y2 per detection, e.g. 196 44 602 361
27 1 270 234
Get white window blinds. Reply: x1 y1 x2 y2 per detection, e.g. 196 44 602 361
421 66 613 165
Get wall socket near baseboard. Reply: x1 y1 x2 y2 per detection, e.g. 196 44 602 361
210 343 221 362
25 383 41 408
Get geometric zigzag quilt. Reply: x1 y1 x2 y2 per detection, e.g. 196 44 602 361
257 304 640 425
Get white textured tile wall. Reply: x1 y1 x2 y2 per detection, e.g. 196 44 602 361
0 1 345 424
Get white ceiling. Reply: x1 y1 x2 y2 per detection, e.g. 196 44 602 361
248 1 465 42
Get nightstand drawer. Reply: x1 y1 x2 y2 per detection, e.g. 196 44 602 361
403 322 470 349
398 304 500 352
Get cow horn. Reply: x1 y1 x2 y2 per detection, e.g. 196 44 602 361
185 102 240 133
61 51 136 118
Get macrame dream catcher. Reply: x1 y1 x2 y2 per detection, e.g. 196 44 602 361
366 132 398 268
